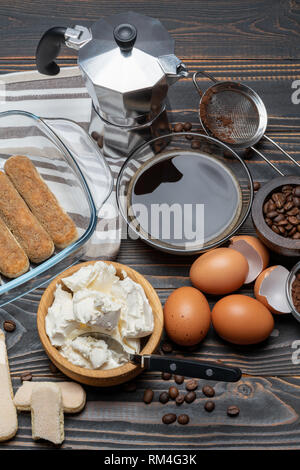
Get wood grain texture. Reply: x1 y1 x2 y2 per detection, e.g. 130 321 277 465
1 0 300 450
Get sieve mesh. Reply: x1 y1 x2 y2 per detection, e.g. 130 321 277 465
200 89 260 145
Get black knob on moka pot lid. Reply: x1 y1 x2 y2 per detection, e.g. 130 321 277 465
114 23 137 52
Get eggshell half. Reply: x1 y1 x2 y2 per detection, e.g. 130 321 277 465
212 294 274 345
163 286 211 346
254 265 291 314
190 248 249 295
229 235 269 284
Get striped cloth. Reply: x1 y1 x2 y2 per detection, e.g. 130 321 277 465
0 67 122 260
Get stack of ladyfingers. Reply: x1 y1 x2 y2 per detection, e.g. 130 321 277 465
0 155 78 279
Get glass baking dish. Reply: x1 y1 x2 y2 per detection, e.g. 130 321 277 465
0 110 113 307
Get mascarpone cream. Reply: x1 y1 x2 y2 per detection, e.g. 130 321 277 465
45 262 154 370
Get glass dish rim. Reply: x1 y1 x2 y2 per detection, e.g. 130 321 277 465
0 109 98 295
116 131 254 254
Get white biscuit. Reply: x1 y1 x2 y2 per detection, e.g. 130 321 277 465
0 329 18 441
14 381 86 413
31 382 64 445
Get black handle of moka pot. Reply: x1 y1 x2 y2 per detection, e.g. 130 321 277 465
36 26 67 75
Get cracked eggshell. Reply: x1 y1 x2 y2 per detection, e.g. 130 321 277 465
254 265 291 315
229 235 269 284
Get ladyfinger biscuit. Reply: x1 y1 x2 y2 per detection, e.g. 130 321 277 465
14 381 86 414
0 329 18 441
0 217 29 278
0 171 54 263
31 382 64 445
5 156 78 249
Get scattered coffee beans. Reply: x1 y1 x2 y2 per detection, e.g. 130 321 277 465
91 131 100 141
21 372 32 382
3 320 16 332
49 362 58 374
175 394 185 405
263 185 300 238
204 400 215 412
97 136 103 148
174 375 184 385
253 181 261 191
162 413 177 424
169 386 179 399
161 341 173 354
143 389 154 404
159 392 169 404
186 379 198 391
177 414 189 425
227 405 240 417
162 372 172 380
191 140 201 149
173 123 183 132
202 385 215 397
185 134 194 140
183 122 192 131
184 391 196 403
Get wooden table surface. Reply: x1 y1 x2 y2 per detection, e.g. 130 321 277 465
1 0 300 450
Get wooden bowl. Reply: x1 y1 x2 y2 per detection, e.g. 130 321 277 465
37 261 163 387
252 176 300 256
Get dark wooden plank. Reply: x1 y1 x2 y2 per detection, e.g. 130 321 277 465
0 0 300 60
1 375 300 449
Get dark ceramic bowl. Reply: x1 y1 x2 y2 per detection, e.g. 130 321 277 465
252 176 300 256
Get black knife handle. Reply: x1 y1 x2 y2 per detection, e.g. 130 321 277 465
141 355 242 382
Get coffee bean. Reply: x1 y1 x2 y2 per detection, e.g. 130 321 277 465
161 341 173 353
173 123 183 132
282 185 293 193
183 122 192 131
177 414 189 425
294 197 300 207
97 136 103 148
265 218 272 227
266 211 278 219
278 226 286 236
186 379 198 391
122 381 137 392
159 392 169 404
294 186 300 197
176 394 185 405
284 201 294 211
293 232 300 239
202 385 215 397
91 131 100 140
169 386 179 399
21 372 32 382
162 372 172 380
174 375 184 384
143 389 154 404
49 362 58 374
271 224 280 234
253 181 261 191
204 400 215 412
273 214 285 223
185 134 194 140
3 320 16 332
287 207 300 216
184 391 196 403
288 216 299 225
277 219 288 226
162 413 176 424
191 140 201 149
227 405 240 417
290 227 297 236
286 224 293 231
263 201 270 214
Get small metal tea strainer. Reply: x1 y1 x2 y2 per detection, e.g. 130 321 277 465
193 70 300 176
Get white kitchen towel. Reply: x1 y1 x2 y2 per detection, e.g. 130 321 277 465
0 67 122 260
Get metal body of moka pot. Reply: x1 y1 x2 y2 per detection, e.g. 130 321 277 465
36 12 188 159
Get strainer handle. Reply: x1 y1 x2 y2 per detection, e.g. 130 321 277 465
263 135 300 171
192 70 218 96
250 146 284 176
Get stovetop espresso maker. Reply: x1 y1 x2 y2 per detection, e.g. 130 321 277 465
36 11 188 159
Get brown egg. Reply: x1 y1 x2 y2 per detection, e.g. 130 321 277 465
163 286 211 346
190 248 249 295
212 294 274 345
